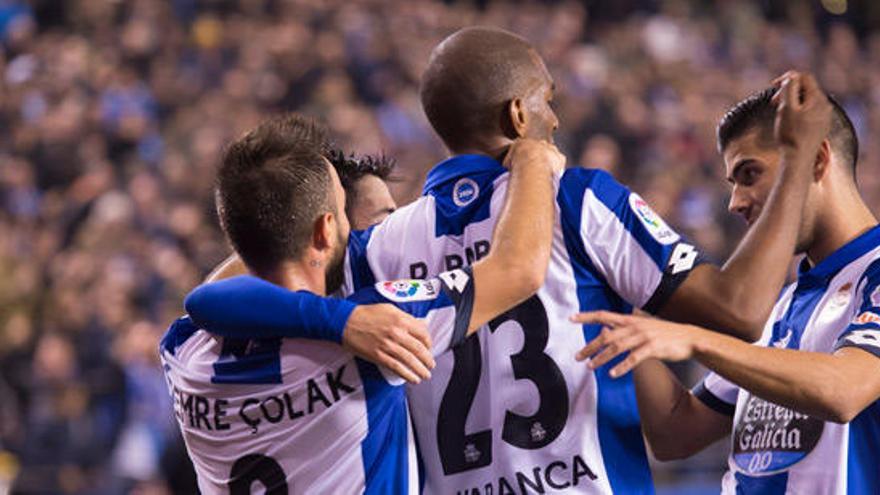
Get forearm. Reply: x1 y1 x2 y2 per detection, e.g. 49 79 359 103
491 162 556 286
693 328 854 422
713 150 812 320
469 162 555 329
185 276 355 343
661 152 812 337
633 360 727 459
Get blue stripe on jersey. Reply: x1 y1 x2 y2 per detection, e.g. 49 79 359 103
734 471 788 494
564 167 673 270
847 400 880 493
557 171 653 494
349 226 377 290
160 317 199 356
422 155 505 237
211 337 282 384
356 359 411 495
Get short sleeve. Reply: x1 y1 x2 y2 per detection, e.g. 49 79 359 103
557 168 708 314
692 371 738 417
835 259 880 359
347 267 475 358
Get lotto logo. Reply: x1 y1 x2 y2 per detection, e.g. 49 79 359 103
668 243 698 275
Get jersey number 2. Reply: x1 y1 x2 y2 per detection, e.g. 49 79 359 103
436 295 569 475
229 454 287 494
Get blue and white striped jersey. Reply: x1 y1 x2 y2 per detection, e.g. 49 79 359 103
343 155 705 494
696 225 880 494
160 269 475 495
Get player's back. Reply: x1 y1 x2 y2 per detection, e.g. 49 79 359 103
160 316 414 494
348 155 698 494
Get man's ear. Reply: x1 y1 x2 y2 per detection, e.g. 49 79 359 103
504 97 528 138
814 139 832 182
312 213 334 251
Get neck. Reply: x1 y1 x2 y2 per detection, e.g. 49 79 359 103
452 137 512 161
805 185 878 265
260 260 326 295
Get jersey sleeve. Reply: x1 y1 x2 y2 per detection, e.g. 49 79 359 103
557 168 709 313
184 275 356 344
834 260 880 359
692 371 738 417
347 267 476 357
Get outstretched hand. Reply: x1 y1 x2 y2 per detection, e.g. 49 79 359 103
571 311 702 378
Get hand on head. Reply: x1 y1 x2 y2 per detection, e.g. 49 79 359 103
503 138 566 175
771 70 833 159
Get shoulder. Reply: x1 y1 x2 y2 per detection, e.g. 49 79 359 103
160 316 201 357
558 167 630 216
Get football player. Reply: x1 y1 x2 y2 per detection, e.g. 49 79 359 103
161 114 565 493
576 72 880 493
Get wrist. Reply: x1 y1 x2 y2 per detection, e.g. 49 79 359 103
689 326 717 360
778 146 815 168
328 299 358 344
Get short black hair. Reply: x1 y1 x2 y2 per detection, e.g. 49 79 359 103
717 87 858 175
216 114 334 275
420 27 544 152
327 149 396 218
328 149 395 188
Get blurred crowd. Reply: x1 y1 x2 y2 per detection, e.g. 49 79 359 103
1 0 879 492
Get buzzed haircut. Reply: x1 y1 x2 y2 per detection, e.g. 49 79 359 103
420 26 545 152
717 87 859 176
216 114 335 275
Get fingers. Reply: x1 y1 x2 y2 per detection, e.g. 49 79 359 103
586 330 645 369
771 70 799 87
377 349 422 384
398 330 436 374
570 310 630 327
575 326 613 361
407 319 433 354
384 340 432 383
777 75 801 111
610 348 650 378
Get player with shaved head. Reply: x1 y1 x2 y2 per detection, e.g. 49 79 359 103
184 27 828 493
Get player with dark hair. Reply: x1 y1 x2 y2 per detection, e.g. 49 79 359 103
576 72 880 493
162 113 565 493
184 29 827 493
328 149 398 230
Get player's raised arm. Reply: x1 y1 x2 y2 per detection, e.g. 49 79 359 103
464 138 563 331
655 72 833 339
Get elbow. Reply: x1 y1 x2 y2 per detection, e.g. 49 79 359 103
817 395 860 424
514 258 548 296
651 447 689 462
817 401 858 424
712 304 766 342
806 381 861 424
647 439 698 462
